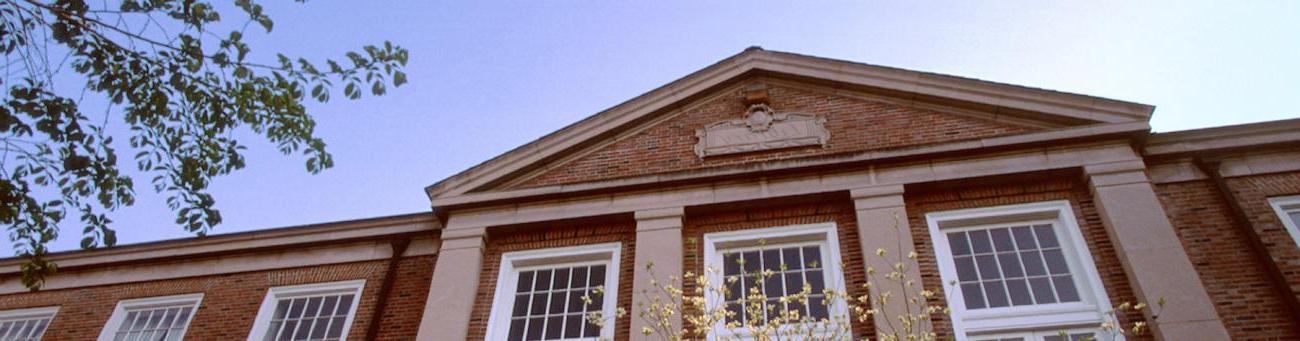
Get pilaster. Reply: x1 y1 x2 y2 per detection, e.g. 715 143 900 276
415 226 487 340
631 207 685 340
850 185 932 338
1083 160 1230 340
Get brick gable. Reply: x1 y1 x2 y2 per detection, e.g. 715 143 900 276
509 81 1042 189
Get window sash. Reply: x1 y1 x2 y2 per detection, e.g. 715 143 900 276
702 223 848 339
485 243 622 341
1269 195 1300 248
0 308 55 341
943 221 1083 311
247 281 365 341
926 201 1113 341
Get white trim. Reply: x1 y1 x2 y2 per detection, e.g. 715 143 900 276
925 201 1115 341
0 306 58 340
1269 195 1300 249
972 327 1101 341
97 293 203 341
246 280 366 341
484 243 623 341
701 222 850 340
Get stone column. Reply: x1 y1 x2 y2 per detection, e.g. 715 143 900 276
415 227 487 341
631 207 685 340
850 185 931 338
1084 160 1230 340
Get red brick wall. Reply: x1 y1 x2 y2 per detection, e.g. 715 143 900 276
904 176 1147 340
515 81 1038 188
1155 179 1300 339
1224 172 1300 307
0 254 435 341
682 196 873 339
466 218 637 340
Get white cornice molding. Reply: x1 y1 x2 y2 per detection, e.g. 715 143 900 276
0 212 439 274
1145 118 1300 156
424 48 1155 200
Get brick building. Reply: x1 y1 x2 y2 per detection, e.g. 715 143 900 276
3 48 1299 340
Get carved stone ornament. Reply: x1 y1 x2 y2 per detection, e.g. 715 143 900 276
694 103 829 158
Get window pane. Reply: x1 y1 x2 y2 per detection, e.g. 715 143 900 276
569 267 587 288
762 249 781 271
1053 276 1081 302
990 228 1015 252
548 291 567 314
802 247 822 268
516 271 535 293
723 253 741 275
961 283 986 309
1021 251 1047 276
563 315 583 339
1033 224 1059 248
976 255 1001 280
1042 249 1070 275
534 270 553 291
948 232 972 256
741 251 761 273
984 281 1010 308
782 248 803 270
552 268 570 290
998 253 1024 278
1029 277 1057 304
525 317 544 340
1006 279 1033 306
1288 211 1300 227
544 316 564 339
1011 226 1037 249
589 265 606 287
969 230 993 253
507 319 526 341
955 256 979 282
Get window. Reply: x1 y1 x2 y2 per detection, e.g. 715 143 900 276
702 223 849 338
97 293 202 341
926 201 1115 341
485 243 622 341
1269 195 1300 248
247 280 365 341
0 307 57 341
973 327 1099 341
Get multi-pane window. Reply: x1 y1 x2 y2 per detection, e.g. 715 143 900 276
720 244 829 325
1269 195 1300 248
946 224 1080 310
927 201 1114 341
248 280 364 341
974 329 1098 341
261 292 357 341
702 223 848 338
485 243 622 341
99 294 202 341
506 264 607 340
0 307 57 341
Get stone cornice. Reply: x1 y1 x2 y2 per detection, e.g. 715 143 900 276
1145 118 1300 157
424 48 1155 200
0 212 439 275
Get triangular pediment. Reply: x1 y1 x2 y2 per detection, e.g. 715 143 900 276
426 48 1154 199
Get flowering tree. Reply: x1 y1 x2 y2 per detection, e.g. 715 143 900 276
612 216 1160 341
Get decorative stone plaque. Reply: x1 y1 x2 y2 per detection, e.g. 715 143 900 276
694 103 829 158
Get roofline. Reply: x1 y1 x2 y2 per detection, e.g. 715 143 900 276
423 47 1156 199
0 212 440 274
1145 117 1300 157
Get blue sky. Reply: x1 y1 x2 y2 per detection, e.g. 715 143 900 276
14 1 1300 253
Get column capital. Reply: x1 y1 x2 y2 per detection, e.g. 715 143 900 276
634 207 685 220
851 185 905 210
1083 160 1152 188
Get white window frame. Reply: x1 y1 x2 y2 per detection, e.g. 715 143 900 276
926 200 1116 341
972 326 1100 341
97 293 203 341
1269 195 1300 248
484 242 623 341
701 222 850 340
0 306 58 340
245 279 366 341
